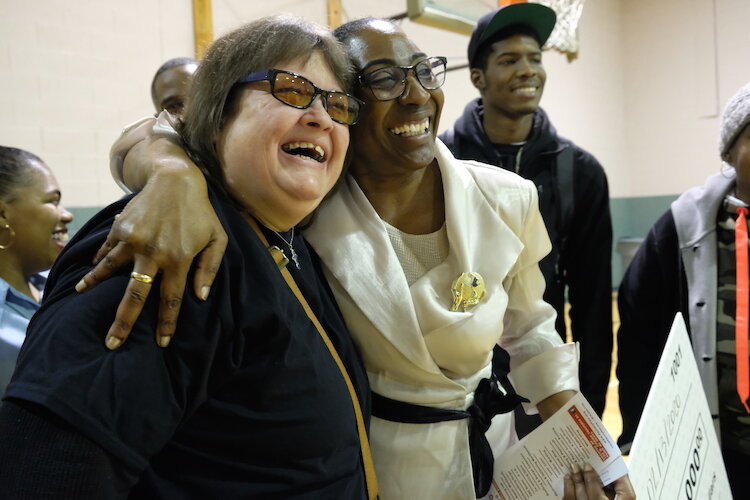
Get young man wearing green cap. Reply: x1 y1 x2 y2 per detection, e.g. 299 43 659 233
440 3 613 421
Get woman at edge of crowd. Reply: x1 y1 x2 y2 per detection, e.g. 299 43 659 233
0 15 376 499
0 146 73 394
79 17 634 500
618 81 750 498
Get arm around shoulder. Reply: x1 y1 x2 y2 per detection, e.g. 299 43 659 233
83 112 227 349
110 111 197 192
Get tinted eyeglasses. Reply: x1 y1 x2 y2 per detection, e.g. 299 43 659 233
237 69 364 125
358 56 448 101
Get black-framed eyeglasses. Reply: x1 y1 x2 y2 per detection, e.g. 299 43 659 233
358 56 447 101
237 69 365 125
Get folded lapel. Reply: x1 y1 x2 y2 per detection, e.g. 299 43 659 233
305 141 527 378
306 176 440 371
410 141 524 332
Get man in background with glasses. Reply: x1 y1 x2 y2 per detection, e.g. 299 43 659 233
441 3 614 427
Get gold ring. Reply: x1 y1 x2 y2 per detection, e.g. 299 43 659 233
130 271 154 284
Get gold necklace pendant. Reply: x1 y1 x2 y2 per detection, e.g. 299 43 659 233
450 272 486 312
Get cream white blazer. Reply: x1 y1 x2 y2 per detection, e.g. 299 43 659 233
305 140 579 499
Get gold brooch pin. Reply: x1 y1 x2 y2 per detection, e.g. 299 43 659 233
450 272 486 312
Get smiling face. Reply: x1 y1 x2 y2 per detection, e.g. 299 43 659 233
344 22 444 177
471 34 546 120
1 160 73 276
214 52 349 230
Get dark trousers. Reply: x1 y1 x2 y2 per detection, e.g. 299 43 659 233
722 446 749 498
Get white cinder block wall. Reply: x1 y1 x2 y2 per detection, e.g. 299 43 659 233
0 0 194 207
1 0 750 210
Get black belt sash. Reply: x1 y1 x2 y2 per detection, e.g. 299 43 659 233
371 374 528 498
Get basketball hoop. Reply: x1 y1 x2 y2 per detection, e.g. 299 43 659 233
532 0 586 61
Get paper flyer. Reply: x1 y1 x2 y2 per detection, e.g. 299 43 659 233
481 392 628 499
627 313 732 500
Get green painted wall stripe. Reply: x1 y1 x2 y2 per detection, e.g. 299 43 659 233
611 195 677 286
68 206 104 235
66 194 681 288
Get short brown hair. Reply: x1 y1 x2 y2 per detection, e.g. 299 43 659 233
181 15 354 199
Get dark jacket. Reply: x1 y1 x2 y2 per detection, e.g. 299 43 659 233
617 172 735 450
616 210 686 450
440 99 613 415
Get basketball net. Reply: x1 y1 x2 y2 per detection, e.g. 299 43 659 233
500 0 586 61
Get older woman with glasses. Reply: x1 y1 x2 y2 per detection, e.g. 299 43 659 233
0 15 377 499
73 17 632 500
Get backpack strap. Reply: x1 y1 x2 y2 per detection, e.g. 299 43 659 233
555 146 575 255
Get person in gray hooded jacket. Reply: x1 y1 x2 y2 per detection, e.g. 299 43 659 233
617 81 750 497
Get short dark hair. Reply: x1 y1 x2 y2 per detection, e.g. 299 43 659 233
472 24 541 71
150 57 199 105
332 17 400 71
180 14 354 200
0 146 43 202
333 17 394 44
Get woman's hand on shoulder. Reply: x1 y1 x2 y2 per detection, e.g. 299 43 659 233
563 464 635 500
76 138 228 350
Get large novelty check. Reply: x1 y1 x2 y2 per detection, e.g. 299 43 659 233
628 313 731 500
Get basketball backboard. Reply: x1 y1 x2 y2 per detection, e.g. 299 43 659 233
407 0 585 59
406 0 486 35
